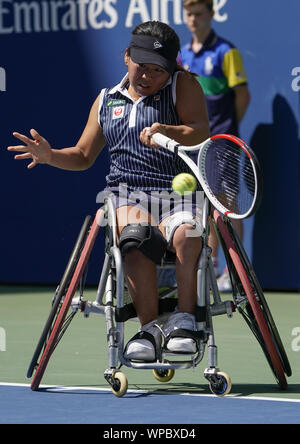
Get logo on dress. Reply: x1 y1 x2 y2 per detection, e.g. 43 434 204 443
107 99 126 107
112 106 125 119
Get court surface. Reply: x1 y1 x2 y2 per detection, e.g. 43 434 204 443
1 286 300 424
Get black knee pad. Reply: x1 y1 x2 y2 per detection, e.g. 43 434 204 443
119 223 167 265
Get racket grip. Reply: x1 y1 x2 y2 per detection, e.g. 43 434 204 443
152 133 179 152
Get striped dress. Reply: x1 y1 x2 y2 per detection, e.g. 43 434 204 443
98 72 189 192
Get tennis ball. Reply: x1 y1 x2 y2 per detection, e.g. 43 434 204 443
172 173 197 195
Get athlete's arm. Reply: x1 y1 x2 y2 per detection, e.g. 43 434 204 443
8 95 106 170
140 71 210 146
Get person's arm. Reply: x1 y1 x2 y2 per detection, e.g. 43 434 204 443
234 84 250 123
140 71 210 146
222 47 250 124
7 95 106 170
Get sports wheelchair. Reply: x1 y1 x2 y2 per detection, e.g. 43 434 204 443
27 194 291 397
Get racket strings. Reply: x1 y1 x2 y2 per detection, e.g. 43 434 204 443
201 139 256 216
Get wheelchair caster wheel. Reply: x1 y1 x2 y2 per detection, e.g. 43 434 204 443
153 368 175 383
111 371 128 398
208 371 231 397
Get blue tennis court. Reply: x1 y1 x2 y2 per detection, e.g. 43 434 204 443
1 288 300 424
1 383 300 424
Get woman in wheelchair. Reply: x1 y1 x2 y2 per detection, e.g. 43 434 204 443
8 20 210 362
117 194 204 361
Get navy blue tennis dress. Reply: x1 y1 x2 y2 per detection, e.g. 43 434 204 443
98 72 201 223
98 72 190 192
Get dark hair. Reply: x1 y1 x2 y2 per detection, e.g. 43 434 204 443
183 0 214 11
130 21 187 73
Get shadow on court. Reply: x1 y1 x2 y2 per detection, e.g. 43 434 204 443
36 381 300 399
124 383 300 398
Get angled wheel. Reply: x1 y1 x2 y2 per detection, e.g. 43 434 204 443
28 212 102 391
27 216 92 380
213 210 291 390
226 219 292 380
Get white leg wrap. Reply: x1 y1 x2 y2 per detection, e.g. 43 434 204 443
164 211 203 246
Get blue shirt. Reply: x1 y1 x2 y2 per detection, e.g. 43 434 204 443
178 30 248 136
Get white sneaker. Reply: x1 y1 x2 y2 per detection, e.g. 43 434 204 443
124 320 162 362
217 271 232 292
162 311 197 354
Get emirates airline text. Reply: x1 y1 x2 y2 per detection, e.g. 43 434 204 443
0 0 228 34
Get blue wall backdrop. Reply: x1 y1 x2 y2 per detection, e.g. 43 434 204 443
1 0 300 289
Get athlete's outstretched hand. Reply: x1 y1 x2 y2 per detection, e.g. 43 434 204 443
7 129 52 169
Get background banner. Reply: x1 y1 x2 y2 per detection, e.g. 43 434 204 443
1 0 299 289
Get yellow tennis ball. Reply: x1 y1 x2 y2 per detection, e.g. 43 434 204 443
172 173 197 195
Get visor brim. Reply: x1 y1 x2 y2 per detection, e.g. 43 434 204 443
130 47 176 74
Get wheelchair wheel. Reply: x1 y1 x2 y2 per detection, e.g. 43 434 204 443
29 214 100 391
153 368 175 383
111 371 128 398
225 217 292 380
27 216 92 380
208 372 232 397
213 210 291 390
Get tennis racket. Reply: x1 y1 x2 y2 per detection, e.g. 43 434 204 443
152 133 262 219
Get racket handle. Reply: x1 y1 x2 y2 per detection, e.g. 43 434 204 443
152 133 180 152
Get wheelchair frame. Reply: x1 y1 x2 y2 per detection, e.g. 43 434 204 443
27 194 291 397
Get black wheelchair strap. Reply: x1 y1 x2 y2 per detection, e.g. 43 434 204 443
195 305 207 322
115 297 177 323
115 304 136 322
124 330 158 360
166 328 204 341
164 328 205 351
128 330 156 346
